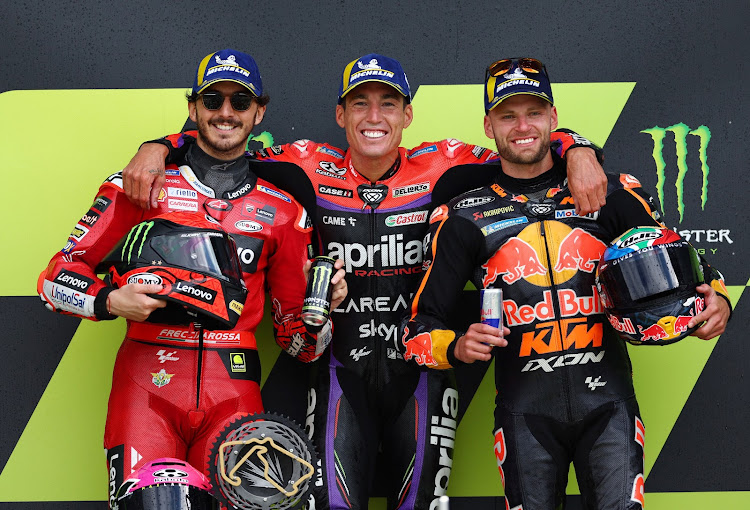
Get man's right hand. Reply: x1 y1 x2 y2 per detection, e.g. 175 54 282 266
107 284 167 321
122 143 170 210
454 322 509 363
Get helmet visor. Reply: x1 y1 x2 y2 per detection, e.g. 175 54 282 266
149 231 241 283
598 242 703 311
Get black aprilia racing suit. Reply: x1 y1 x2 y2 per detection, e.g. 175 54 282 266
157 130 597 510
401 156 730 510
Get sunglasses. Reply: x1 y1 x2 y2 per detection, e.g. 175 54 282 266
199 91 255 111
486 58 546 79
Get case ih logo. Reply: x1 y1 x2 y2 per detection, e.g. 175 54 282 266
641 123 710 223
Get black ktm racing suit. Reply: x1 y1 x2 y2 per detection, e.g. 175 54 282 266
159 130 594 510
401 157 730 510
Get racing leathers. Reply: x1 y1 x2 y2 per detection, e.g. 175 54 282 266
401 155 731 510
37 144 328 507
156 129 596 510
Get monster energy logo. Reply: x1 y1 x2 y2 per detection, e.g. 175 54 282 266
310 264 332 296
121 221 155 262
641 123 711 223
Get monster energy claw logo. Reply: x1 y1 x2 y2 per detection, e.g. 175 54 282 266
121 221 155 262
641 123 710 223
311 264 332 295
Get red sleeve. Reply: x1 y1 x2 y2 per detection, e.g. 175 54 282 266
37 173 145 320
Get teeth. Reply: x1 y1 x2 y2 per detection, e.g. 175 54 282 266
363 130 385 139
514 138 534 144
215 124 235 131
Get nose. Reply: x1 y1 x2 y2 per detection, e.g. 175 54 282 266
516 114 530 131
218 95 235 116
366 103 382 123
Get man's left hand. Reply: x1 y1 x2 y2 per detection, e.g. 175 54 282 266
566 147 607 215
689 283 731 340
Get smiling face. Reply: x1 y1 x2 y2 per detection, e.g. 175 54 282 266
484 94 558 178
188 81 266 160
336 81 413 181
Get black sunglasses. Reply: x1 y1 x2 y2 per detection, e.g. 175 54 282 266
486 58 546 80
199 91 255 111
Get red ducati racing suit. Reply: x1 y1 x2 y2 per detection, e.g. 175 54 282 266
401 158 731 510
159 130 593 510
38 148 328 507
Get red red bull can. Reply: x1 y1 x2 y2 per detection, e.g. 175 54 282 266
302 256 335 332
480 288 503 329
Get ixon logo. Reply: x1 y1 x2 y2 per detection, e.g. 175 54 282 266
641 123 710 223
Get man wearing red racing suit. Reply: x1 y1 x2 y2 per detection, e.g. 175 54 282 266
123 54 607 509
37 49 344 508
401 57 732 510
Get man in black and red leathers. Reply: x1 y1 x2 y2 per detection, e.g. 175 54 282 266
37 49 346 508
400 57 732 510
121 54 607 509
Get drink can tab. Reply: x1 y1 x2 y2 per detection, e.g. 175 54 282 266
480 288 503 329
302 256 336 332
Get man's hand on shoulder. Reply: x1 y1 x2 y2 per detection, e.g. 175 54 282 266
122 143 170 210
566 147 607 215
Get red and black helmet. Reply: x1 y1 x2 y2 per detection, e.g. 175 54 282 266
99 212 247 329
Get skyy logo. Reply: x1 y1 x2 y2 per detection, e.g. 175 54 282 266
641 123 711 223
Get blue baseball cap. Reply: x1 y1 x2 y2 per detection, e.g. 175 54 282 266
192 49 263 97
484 57 553 113
338 53 411 104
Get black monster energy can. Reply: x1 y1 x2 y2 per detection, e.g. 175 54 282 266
302 256 336 331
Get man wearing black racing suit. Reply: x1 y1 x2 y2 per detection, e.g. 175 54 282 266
122 54 609 509
401 57 732 510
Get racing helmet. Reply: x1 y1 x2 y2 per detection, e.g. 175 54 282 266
595 226 705 345
113 458 219 510
98 212 247 329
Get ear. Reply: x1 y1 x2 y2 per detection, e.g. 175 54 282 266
254 104 267 126
403 104 414 129
484 114 494 139
335 104 346 128
550 105 558 131
188 101 197 124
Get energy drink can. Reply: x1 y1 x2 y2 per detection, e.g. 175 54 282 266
302 256 336 331
480 288 503 329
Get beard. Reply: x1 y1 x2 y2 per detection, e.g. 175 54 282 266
497 137 551 165
194 110 251 158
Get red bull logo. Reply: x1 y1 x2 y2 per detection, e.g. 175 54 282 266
402 326 438 367
638 323 669 342
554 228 607 273
483 237 547 286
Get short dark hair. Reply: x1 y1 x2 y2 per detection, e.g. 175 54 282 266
186 90 270 107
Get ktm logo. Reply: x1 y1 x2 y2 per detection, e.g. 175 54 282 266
519 318 603 356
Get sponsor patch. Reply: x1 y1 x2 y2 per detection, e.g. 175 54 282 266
92 195 112 212
168 187 198 199
79 209 100 227
316 145 345 158
319 185 354 198
168 198 198 212
126 273 163 285
454 196 495 209
385 210 428 227
257 184 291 202
481 217 528 236
235 220 263 232
407 144 437 159
54 270 95 291
392 182 430 198
230 352 247 372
